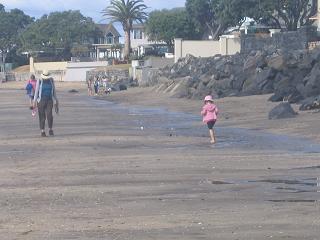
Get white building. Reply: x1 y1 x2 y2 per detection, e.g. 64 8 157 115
131 24 166 56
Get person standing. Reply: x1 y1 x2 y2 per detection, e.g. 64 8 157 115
86 77 93 96
33 70 59 137
201 95 218 144
93 77 99 96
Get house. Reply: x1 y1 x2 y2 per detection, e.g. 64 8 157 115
91 24 123 60
309 0 320 30
131 24 167 57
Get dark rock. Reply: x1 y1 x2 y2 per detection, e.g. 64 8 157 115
297 62 320 98
299 95 320 111
68 89 79 93
119 84 127 91
283 50 304 68
113 84 128 91
144 47 320 106
170 76 193 98
243 51 266 70
191 82 212 99
242 68 276 95
270 74 303 103
268 102 297 120
266 53 285 70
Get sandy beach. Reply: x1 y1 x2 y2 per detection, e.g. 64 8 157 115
0 81 319 239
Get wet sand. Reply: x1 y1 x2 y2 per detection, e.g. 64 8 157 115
0 82 319 239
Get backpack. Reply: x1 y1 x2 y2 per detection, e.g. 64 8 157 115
26 82 33 95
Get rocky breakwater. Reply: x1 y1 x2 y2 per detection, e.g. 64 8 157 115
148 48 320 111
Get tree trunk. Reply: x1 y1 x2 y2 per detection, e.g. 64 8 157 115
124 30 131 60
212 24 223 40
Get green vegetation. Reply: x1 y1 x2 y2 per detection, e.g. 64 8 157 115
20 11 101 60
0 4 33 70
102 0 148 60
0 0 317 69
247 0 317 31
146 8 200 51
185 0 317 39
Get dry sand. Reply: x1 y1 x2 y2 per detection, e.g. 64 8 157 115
0 81 319 240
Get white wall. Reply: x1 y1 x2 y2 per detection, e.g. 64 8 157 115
174 37 241 62
64 62 110 81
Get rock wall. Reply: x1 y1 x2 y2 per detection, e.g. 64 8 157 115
145 47 320 110
241 27 315 54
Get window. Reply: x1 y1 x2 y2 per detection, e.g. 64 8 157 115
106 33 114 44
133 29 143 39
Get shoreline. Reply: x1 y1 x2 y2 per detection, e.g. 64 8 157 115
2 81 320 142
103 86 320 143
1 81 320 239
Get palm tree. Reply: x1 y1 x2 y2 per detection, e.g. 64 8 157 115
103 0 148 60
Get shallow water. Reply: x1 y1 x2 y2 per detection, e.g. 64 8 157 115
90 97 320 154
88 97 320 202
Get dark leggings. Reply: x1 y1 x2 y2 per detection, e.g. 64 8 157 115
37 98 53 130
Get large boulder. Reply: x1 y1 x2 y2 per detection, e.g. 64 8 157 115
243 51 266 71
297 62 320 98
138 68 160 87
266 53 285 70
299 95 320 111
269 73 304 103
169 76 194 98
268 102 297 120
242 68 276 95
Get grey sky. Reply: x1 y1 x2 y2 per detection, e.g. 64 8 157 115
1 0 186 22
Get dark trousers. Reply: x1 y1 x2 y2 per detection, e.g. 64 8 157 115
37 98 53 130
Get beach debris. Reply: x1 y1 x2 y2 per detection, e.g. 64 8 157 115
68 89 79 93
268 102 297 120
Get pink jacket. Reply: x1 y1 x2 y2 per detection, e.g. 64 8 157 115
28 79 37 90
201 103 218 123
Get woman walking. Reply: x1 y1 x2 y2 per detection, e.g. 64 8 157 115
33 70 59 137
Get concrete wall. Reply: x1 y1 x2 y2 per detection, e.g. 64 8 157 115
144 56 174 69
30 58 68 73
174 37 241 62
29 58 110 81
64 62 110 81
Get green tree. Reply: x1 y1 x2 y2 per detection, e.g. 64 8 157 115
102 0 148 60
186 0 249 39
249 0 317 31
20 11 101 60
0 5 33 70
185 0 216 38
146 8 200 51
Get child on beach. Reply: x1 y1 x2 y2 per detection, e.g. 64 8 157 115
201 95 218 144
26 74 37 116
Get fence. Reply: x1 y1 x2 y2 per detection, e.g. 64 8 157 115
0 71 65 82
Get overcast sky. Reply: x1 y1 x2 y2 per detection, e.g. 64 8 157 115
1 0 186 22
